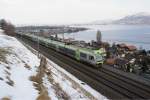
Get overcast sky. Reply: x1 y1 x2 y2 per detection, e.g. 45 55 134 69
0 0 150 25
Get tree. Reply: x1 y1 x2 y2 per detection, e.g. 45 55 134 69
0 19 16 36
0 19 7 30
6 23 16 36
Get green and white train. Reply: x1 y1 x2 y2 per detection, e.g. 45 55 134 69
20 33 106 67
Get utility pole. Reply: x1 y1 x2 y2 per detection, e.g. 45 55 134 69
35 25 40 58
37 28 40 57
55 33 58 39
21 32 23 40
62 33 64 41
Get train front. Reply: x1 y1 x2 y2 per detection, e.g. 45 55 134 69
94 48 106 67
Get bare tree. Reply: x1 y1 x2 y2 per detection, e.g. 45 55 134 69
0 19 16 36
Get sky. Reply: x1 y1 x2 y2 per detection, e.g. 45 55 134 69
0 0 150 25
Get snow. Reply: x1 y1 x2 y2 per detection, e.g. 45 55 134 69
0 29 108 100
0 29 4 35
132 12 150 17
43 75 58 100
46 60 108 100
0 30 40 100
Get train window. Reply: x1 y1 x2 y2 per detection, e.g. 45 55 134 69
50 44 55 48
59 46 66 52
80 52 87 58
67 48 75 56
89 55 94 61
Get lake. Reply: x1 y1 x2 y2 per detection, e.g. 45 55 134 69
59 25 150 50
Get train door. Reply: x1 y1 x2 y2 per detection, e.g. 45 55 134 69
55 44 59 51
88 55 95 65
75 49 80 60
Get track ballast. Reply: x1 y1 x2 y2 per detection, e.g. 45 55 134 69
18 36 150 99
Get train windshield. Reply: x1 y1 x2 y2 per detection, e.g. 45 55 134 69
95 55 103 61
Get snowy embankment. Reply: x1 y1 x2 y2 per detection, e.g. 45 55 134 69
0 29 108 100
0 31 39 100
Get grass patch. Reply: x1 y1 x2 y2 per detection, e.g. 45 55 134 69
30 57 70 100
6 76 14 86
0 77 4 81
46 65 70 100
36 89 51 100
30 57 51 100
0 47 11 63
59 71 97 100
24 63 31 70
1 97 11 100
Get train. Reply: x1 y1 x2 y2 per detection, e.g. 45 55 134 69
18 33 106 67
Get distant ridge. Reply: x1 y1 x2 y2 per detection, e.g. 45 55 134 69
114 12 150 25
89 12 150 25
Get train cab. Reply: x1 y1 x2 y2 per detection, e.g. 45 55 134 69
94 48 106 67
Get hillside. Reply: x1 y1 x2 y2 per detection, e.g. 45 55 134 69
0 30 107 100
0 31 40 100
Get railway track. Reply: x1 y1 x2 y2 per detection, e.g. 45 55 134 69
18 36 150 99
101 67 150 94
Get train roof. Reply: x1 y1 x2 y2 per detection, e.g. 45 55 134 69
25 33 105 55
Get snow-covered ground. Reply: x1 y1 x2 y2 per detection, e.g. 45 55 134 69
0 30 39 100
0 29 108 100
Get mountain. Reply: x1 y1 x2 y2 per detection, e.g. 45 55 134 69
90 12 150 25
114 12 150 25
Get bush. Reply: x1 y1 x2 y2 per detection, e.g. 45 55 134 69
0 19 16 36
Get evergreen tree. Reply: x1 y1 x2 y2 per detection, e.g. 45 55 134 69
96 30 102 43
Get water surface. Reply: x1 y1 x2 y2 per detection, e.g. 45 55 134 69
60 25 150 50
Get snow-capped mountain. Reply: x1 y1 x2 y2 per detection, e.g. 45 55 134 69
114 12 150 25
90 12 150 25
